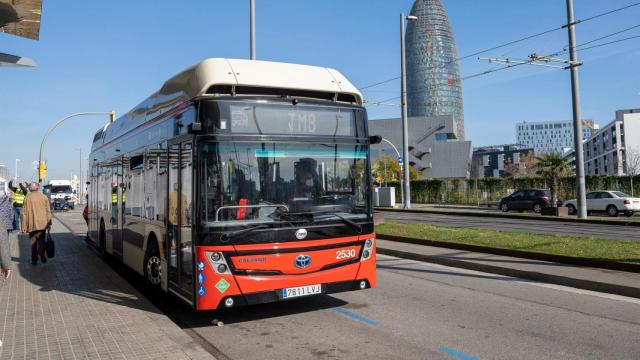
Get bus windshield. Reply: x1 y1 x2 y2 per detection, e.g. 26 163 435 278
201 142 370 226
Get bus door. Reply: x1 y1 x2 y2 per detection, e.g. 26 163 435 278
167 139 194 303
111 159 124 258
90 164 99 241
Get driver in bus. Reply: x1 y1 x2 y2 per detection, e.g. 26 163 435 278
294 167 322 199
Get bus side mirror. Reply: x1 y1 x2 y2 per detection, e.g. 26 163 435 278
369 135 382 145
188 122 203 134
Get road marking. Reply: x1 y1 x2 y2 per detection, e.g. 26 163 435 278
439 346 477 360
332 307 379 326
377 254 640 305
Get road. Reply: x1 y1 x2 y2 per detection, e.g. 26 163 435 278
380 210 640 241
55 210 640 360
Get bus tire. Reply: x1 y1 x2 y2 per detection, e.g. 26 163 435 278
144 237 162 287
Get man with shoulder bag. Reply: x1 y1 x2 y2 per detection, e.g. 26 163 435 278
21 183 52 265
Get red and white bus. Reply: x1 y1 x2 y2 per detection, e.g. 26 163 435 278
88 58 377 310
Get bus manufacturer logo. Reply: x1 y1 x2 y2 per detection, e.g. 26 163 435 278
294 254 312 269
295 228 308 240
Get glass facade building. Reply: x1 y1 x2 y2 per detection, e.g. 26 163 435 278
406 0 464 140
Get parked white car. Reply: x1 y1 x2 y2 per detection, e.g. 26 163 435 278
563 191 640 217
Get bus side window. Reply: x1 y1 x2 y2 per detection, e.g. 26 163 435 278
157 143 167 222
175 108 196 136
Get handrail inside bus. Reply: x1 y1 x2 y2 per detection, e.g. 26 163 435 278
215 204 289 222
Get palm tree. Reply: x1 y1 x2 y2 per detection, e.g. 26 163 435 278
535 153 571 208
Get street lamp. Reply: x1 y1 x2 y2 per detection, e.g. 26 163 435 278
400 13 417 208
379 137 404 203
39 111 115 183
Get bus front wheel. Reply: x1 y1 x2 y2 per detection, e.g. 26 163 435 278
144 241 162 287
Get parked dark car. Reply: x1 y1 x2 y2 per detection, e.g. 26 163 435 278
498 189 555 213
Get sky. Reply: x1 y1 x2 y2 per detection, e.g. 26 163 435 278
1 0 639 181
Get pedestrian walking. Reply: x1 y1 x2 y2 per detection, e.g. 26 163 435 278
8 180 27 232
21 182 52 265
0 192 14 280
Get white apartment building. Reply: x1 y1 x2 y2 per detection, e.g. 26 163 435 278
584 109 640 175
516 119 598 155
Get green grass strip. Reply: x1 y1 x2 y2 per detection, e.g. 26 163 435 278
376 221 640 264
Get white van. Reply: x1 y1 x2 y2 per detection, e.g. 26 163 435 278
49 180 77 209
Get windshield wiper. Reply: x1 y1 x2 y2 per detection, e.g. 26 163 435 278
219 219 306 243
220 224 270 243
273 207 363 233
316 212 363 234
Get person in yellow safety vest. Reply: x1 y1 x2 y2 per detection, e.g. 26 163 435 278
8 180 28 232
121 184 127 218
111 183 118 225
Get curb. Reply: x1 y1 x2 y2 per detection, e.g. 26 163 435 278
376 247 640 299
376 207 640 227
378 234 640 273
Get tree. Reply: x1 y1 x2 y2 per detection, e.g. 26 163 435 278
535 153 571 208
372 156 419 185
504 150 537 177
625 147 640 197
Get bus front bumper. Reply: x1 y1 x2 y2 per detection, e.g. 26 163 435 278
217 279 372 309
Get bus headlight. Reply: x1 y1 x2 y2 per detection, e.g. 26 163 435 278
210 252 222 262
206 251 232 274
360 238 374 261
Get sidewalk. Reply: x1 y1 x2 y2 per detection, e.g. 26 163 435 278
0 222 215 360
377 239 640 299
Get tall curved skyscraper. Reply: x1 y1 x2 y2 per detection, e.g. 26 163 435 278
406 0 464 140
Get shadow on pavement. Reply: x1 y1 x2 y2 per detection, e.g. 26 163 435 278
13 230 163 315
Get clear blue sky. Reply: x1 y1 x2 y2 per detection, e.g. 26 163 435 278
1 0 638 180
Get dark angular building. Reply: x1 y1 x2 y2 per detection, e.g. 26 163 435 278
406 0 464 140
471 144 534 178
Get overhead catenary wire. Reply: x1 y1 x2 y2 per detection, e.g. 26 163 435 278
358 77 401 90
366 33 640 98
363 96 401 107
464 32 640 81
358 2 640 90
459 1 640 61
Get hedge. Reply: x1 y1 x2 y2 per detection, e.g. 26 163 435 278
382 174 640 205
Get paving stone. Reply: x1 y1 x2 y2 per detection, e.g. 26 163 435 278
0 222 216 360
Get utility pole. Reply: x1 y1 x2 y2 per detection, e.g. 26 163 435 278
250 0 256 60
400 13 417 208
565 0 587 219
15 158 19 180
477 0 587 218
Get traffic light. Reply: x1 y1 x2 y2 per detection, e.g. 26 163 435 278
38 162 47 182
